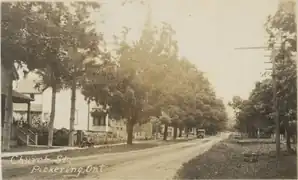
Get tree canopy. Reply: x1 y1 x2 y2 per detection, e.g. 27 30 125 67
81 16 228 143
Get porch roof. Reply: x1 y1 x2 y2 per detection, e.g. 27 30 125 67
1 90 34 103
13 90 34 103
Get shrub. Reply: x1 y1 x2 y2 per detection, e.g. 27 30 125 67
53 128 69 146
35 127 69 146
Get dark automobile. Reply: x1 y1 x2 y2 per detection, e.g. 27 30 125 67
197 129 205 138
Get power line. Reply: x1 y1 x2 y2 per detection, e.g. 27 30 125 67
234 46 269 50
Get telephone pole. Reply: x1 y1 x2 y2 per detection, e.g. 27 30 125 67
271 48 280 159
234 44 280 160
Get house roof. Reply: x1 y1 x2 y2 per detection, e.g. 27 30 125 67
11 90 34 103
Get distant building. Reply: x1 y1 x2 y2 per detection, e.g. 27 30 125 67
161 125 174 137
110 119 126 138
160 125 195 137
134 122 153 139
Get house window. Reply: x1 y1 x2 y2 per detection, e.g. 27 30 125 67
93 116 105 126
99 115 105 126
92 113 106 126
93 117 100 126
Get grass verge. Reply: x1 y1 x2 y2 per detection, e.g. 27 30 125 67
175 139 297 179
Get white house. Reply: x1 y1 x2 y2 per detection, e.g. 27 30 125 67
13 73 104 131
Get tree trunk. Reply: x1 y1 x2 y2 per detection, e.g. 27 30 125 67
68 76 76 146
185 127 190 138
3 67 13 151
284 119 294 153
178 127 182 137
285 130 292 152
163 124 168 141
292 135 297 144
173 126 178 139
126 119 133 145
48 83 57 147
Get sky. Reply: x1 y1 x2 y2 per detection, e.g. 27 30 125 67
92 0 279 122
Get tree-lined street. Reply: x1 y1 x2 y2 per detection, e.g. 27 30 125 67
1 0 297 179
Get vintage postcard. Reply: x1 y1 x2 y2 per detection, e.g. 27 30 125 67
1 0 297 179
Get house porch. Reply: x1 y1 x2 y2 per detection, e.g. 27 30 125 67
1 90 34 150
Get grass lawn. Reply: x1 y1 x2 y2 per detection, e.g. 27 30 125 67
175 139 297 179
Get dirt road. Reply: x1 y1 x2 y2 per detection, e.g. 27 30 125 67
3 133 229 180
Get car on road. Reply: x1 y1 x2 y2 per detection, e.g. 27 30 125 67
197 129 205 138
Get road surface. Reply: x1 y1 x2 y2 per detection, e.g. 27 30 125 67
3 133 229 180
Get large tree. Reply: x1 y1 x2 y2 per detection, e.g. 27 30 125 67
1 2 70 149
61 2 104 146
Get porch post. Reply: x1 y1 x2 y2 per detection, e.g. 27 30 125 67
105 113 109 132
35 134 38 145
27 102 31 127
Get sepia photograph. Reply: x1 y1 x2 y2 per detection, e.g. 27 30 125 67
1 0 297 179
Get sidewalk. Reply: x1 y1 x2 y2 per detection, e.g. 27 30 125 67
1 142 127 158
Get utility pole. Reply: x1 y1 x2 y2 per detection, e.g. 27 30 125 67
271 48 280 160
234 42 281 160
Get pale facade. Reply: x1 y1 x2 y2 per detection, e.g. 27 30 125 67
110 119 127 138
161 125 174 137
133 122 153 139
13 74 89 130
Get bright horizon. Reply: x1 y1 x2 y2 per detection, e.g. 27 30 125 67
93 0 279 123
